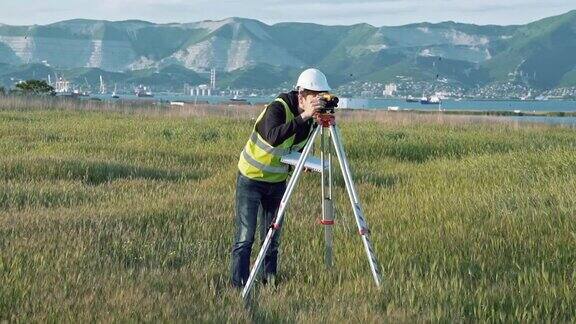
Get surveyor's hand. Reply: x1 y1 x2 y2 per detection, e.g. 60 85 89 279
301 96 323 120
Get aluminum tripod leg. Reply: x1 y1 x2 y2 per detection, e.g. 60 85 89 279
241 125 321 300
329 125 382 287
320 126 334 267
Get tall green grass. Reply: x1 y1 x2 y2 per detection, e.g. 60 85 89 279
1 108 575 322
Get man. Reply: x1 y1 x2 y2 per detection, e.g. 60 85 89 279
231 68 332 288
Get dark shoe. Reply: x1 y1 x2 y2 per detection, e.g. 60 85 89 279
262 273 278 287
231 281 244 290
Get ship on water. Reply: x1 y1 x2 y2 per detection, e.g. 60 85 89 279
405 95 420 103
230 94 247 102
222 94 250 106
135 85 153 97
52 75 90 98
420 95 441 104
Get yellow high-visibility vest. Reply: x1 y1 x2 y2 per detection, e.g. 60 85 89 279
238 98 309 183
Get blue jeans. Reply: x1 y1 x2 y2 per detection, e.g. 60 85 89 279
231 172 286 287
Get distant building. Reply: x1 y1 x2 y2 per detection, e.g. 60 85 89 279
383 83 397 97
338 97 370 109
191 84 211 96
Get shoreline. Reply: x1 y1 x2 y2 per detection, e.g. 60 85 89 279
342 108 576 118
1 95 576 126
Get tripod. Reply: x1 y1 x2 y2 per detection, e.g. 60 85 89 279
241 112 382 300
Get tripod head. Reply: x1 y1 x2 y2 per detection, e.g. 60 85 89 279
310 93 339 127
314 111 336 127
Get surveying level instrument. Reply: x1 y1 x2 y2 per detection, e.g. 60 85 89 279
241 99 382 300
317 92 339 113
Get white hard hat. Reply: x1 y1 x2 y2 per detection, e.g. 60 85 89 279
296 68 331 91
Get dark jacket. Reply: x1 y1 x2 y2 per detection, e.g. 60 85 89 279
256 91 313 147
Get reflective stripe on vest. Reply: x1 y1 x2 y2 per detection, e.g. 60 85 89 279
241 150 289 174
249 132 289 156
238 97 304 182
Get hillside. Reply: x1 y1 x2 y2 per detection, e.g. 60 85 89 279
0 11 575 89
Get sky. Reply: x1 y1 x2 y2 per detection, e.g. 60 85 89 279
1 0 575 27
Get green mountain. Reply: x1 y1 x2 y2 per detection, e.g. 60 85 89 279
0 11 575 89
484 11 576 88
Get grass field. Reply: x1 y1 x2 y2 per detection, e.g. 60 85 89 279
1 104 575 322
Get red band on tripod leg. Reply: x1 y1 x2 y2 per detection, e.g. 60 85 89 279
319 219 335 225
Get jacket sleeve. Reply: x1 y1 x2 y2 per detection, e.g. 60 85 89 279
256 102 307 147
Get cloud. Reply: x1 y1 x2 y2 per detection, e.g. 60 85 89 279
0 0 574 26
257 0 576 26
